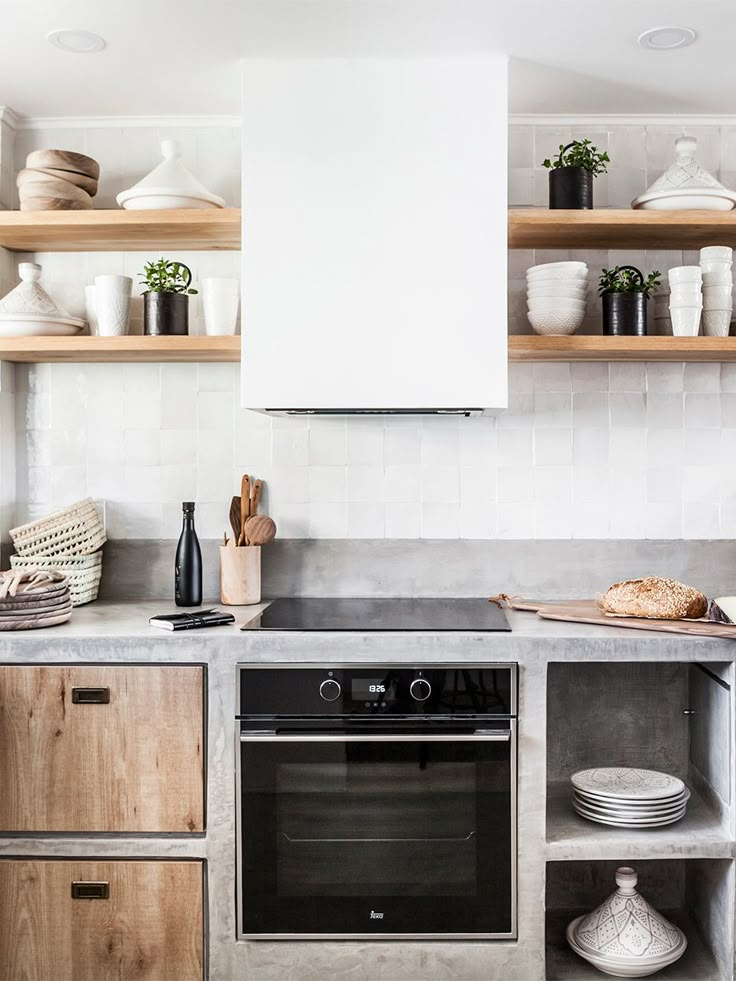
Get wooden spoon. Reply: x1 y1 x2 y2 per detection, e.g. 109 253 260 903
239 474 251 545
229 496 241 542
244 514 277 546
250 479 262 517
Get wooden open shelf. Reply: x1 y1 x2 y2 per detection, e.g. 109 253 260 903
1 334 734 364
0 335 241 363
509 335 736 362
0 208 241 251
0 206 731 253
509 208 736 250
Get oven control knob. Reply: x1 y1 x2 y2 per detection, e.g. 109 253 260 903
410 678 432 702
319 678 341 702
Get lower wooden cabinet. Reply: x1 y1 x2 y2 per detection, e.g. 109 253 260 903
0 665 204 833
0 859 204 981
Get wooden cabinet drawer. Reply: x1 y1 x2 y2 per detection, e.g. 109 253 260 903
0 665 204 833
0 858 204 981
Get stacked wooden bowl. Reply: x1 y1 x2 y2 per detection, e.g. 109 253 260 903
17 149 100 211
0 569 72 630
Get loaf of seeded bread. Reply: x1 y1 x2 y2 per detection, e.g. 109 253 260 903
598 576 708 620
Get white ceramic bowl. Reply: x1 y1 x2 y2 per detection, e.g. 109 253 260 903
703 310 731 337
528 297 586 314
700 246 733 262
670 307 702 336
526 261 587 275
668 266 703 285
527 309 585 336
527 272 589 288
527 284 587 300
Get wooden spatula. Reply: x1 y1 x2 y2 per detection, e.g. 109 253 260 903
239 474 251 545
229 496 241 543
250 479 263 517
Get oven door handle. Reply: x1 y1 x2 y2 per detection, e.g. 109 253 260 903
240 729 512 743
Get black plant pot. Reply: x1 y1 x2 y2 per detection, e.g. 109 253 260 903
144 292 190 336
549 166 593 210
603 292 648 336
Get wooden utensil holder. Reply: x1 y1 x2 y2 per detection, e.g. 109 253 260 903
219 546 261 605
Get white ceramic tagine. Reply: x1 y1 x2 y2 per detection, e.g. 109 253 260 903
566 866 687 978
116 139 226 211
0 262 84 336
632 136 736 211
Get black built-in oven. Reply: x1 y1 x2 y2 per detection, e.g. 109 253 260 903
236 664 517 939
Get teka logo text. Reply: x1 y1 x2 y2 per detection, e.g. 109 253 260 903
370 910 384 919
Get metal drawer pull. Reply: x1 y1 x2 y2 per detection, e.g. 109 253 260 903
71 881 109 900
282 830 477 844
71 687 110 704
241 730 512 743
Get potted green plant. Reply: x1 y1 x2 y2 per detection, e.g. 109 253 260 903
139 258 197 336
598 265 661 336
543 140 610 210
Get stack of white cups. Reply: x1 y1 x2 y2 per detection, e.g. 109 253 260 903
668 267 702 337
700 246 733 338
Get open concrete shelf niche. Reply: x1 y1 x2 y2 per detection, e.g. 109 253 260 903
545 661 736 980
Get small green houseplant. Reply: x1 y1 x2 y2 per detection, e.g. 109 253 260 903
139 258 197 336
598 265 661 336
542 140 610 210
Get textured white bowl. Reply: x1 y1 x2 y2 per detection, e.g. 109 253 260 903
700 246 733 262
670 307 702 336
703 310 731 336
668 266 703 285
527 309 585 335
528 298 586 314
527 284 587 300
527 273 588 289
526 260 587 275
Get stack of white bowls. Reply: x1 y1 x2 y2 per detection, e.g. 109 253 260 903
668 266 702 336
526 261 588 335
700 246 733 337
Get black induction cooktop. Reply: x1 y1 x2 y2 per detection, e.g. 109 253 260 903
241 598 511 632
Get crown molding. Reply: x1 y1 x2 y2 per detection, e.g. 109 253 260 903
0 107 20 130
510 113 736 127
13 113 241 130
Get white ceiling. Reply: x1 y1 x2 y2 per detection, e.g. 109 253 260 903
3 0 734 118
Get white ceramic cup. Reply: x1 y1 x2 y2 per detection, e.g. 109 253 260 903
702 269 733 288
702 284 733 307
700 246 733 262
201 277 240 335
670 306 702 336
668 266 703 285
85 284 98 336
703 310 731 337
669 287 703 304
94 275 132 336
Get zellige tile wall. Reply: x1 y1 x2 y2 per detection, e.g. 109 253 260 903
10 119 736 540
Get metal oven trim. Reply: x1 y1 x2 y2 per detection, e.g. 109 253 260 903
235 709 518 942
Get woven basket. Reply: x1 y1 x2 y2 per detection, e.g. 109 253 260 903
10 552 102 606
10 499 106 558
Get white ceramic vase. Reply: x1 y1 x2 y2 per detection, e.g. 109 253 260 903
201 277 240 335
94 275 132 336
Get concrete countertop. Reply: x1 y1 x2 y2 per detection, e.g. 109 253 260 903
0 599 733 662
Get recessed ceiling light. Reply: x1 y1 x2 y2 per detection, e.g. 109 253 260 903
46 29 107 54
637 26 696 50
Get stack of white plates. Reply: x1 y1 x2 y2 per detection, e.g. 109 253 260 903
571 767 690 828
526 261 588 335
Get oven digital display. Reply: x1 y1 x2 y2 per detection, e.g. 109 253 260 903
352 679 389 700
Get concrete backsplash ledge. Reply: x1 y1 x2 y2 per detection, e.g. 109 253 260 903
77 539 736 601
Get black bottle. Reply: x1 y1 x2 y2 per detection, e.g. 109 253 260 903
175 502 202 607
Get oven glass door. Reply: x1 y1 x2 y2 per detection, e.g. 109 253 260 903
238 728 515 938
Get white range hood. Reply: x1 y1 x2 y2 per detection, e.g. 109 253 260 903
241 54 508 414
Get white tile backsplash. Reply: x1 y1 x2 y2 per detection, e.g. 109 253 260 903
8 119 736 540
